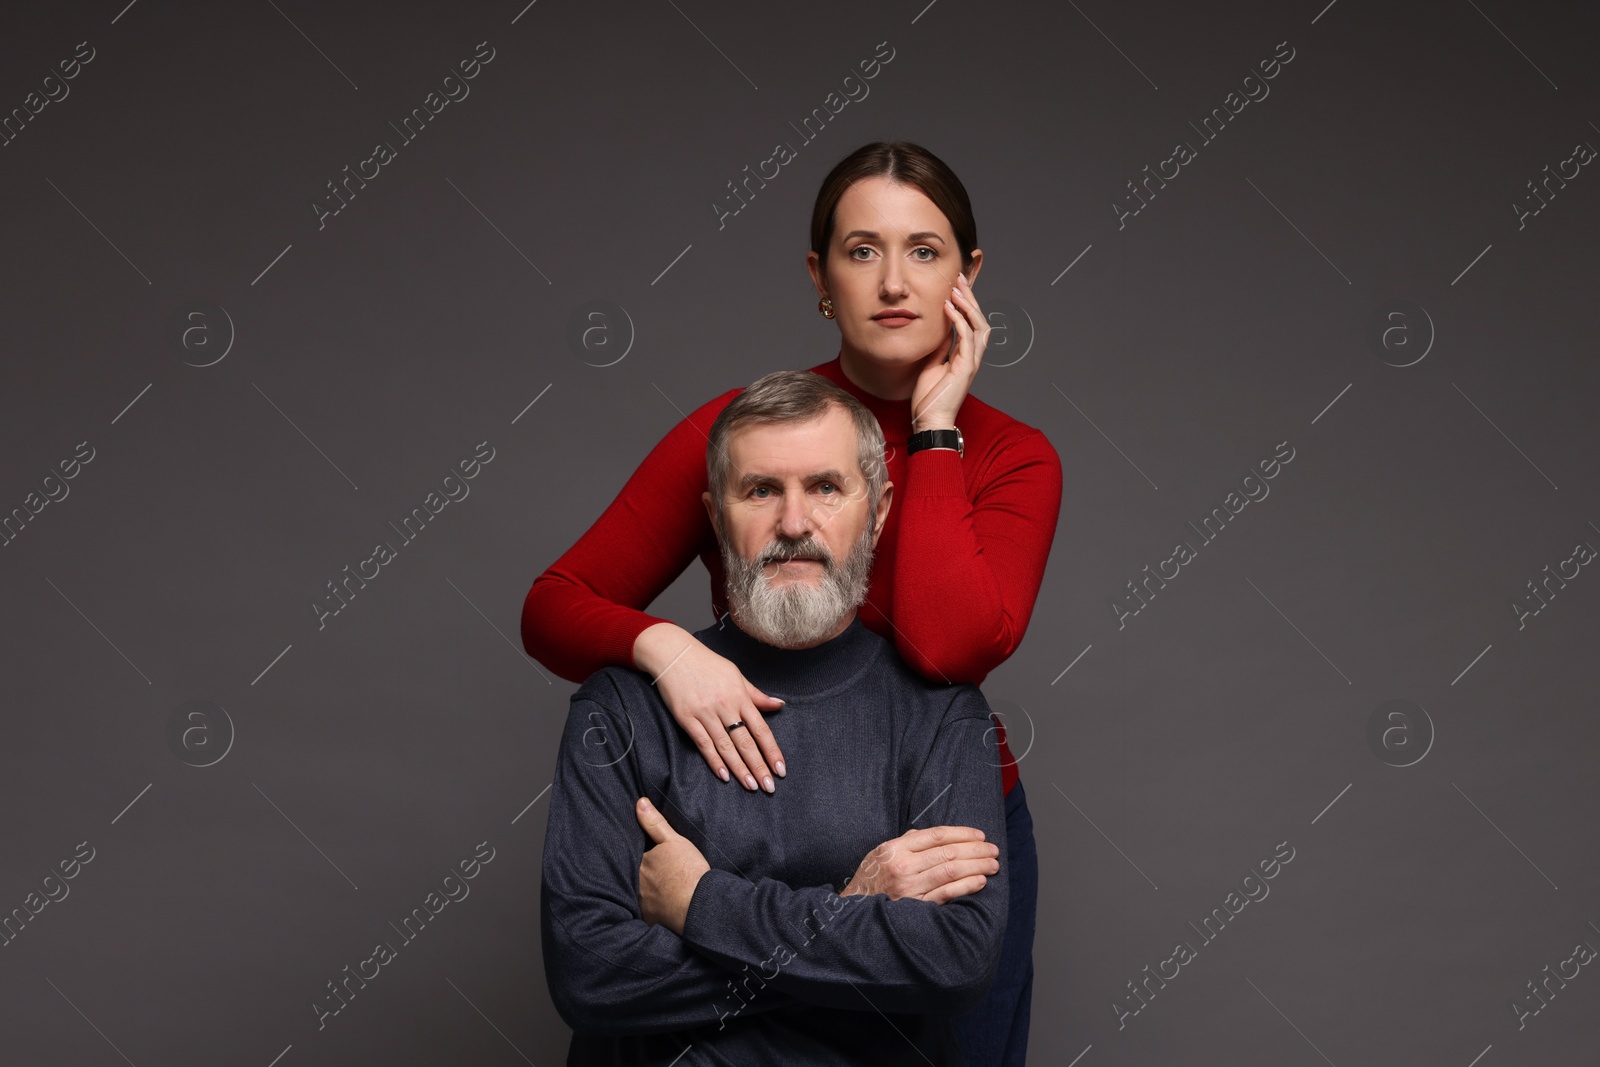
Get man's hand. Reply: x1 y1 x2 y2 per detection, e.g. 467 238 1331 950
841 826 999 904
635 797 711 935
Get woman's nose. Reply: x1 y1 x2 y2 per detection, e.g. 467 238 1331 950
879 261 909 298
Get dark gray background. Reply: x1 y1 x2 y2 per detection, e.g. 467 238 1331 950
2 1 1596 1064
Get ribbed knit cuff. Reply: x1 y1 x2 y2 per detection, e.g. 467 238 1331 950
604 610 673 672
906 446 966 497
681 868 743 954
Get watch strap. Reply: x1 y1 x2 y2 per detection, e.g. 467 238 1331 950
907 427 963 457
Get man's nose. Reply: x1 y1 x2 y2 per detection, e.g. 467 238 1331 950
776 490 814 539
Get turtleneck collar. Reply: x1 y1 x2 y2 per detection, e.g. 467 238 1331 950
695 612 886 702
810 358 913 442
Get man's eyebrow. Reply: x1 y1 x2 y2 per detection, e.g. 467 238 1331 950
838 230 946 244
736 469 851 489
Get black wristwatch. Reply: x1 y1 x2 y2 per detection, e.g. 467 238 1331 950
907 427 964 457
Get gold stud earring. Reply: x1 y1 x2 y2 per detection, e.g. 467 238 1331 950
818 297 835 319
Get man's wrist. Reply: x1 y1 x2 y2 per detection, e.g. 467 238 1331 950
676 868 719 937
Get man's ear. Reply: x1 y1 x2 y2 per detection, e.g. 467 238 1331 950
701 491 720 541
870 481 893 548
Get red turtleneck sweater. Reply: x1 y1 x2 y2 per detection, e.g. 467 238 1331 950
520 358 1063 794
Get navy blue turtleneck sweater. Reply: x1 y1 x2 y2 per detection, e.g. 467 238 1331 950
540 613 1008 1066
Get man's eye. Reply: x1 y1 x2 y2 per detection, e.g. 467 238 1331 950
817 483 838 494
751 486 772 498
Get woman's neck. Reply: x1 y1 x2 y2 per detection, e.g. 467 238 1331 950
837 346 918 401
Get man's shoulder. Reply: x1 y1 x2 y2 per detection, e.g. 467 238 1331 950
570 665 665 717
873 649 992 726
561 667 673 769
930 679 993 726
851 632 990 715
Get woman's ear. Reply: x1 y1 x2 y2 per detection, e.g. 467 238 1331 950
806 250 828 298
963 248 984 285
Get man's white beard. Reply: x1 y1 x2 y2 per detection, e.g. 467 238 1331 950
720 518 876 649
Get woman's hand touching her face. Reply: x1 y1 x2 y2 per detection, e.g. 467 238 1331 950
911 270 988 433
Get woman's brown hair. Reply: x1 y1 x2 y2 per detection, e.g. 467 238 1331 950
809 141 977 275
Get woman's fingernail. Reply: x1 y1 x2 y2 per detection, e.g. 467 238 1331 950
775 760 787 777
762 776 775 793
959 272 967 284
718 768 730 782
745 774 758 790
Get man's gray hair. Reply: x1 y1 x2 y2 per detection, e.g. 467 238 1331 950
706 371 887 521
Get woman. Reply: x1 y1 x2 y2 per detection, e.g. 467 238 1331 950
522 141 1062 1067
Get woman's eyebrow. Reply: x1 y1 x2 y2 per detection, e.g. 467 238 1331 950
839 230 946 243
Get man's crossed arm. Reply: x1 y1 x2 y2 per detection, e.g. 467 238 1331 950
540 689 1006 1037
636 796 1000 932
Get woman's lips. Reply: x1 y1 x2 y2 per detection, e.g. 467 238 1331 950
872 313 917 327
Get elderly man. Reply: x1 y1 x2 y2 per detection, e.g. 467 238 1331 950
540 370 1007 1065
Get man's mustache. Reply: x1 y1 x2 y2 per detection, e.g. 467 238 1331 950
757 539 834 569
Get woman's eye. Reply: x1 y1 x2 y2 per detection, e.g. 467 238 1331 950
912 247 936 261
850 246 875 260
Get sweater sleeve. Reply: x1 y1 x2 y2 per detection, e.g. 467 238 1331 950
890 427 1063 682
520 390 737 682
540 689 798 1035
676 689 1007 1015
